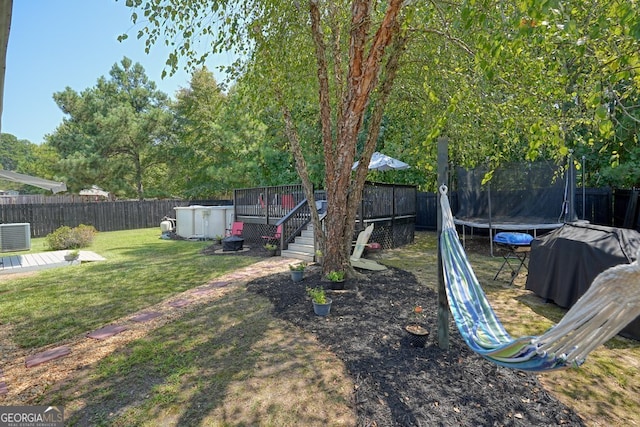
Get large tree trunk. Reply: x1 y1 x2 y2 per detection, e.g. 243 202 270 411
346 27 408 261
280 101 324 253
309 0 404 275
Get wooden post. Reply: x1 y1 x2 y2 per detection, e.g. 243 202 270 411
392 185 396 246
437 136 450 350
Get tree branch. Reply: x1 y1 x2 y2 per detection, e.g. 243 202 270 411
309 0 335 176
349 22 409 227
422 27 474 57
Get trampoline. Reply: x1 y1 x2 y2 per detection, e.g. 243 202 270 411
453 160 576 255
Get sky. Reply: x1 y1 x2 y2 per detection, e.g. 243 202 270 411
3 0 233 144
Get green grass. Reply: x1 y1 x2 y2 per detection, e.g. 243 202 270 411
45 288 353 426
5 230 639 426
0 228 259 349
64 291 272 426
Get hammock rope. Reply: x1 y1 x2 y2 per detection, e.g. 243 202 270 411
439 185 640 371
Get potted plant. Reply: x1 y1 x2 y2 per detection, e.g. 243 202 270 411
307 286 332 316
405 305 429 347
289 262 307 282
326 270 345 290
64 249 80 262
264 243 278 256
213 234 223 245
326 270 345 281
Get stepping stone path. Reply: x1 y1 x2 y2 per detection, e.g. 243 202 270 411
190 281 229 296
25 346 72 368
167 299 191 308
87 325 128 340
0 369 7 396
191 288 217 296
2 257 293 400
131 312 162 322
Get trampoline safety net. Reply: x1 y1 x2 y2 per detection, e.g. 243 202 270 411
455 161 576 226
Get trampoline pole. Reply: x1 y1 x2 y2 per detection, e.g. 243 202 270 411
582 155 586 220
488 181 493 256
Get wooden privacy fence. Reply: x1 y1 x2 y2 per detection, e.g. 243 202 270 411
0 194 113 204
0 199 188 238
360 182 416 220
3 187 628 239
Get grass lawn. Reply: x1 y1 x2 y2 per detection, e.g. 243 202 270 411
0 228 259 348
0 229 638 426
47 287 354 426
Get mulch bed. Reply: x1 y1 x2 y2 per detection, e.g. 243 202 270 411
245 265 585 426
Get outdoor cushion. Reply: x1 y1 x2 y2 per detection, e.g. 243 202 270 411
493 232 533 246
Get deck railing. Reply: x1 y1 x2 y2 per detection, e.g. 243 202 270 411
235 182 414 223
359 182 416 223
234 184 306 225
275 199 313 250
234 182 416 249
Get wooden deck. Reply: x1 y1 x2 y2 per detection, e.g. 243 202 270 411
0 250 106 275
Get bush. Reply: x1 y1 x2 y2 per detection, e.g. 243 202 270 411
45 224 98 250
74 224 98 247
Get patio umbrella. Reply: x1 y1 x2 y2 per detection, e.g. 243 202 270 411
352 152 410 171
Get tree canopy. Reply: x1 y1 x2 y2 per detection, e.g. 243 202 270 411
118 0 640 273
0 132 54 193
48 57 173 199
168 68 275 197
1 1 639 274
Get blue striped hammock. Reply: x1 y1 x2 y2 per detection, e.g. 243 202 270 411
439 185 640 372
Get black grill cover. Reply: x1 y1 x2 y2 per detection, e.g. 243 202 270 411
525 223 640 340
222 236 244 251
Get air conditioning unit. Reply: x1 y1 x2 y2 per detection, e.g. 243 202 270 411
0 223 31 252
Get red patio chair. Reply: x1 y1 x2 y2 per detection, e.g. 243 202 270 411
282 194 295 210
226 221 244 237
261 224 283 246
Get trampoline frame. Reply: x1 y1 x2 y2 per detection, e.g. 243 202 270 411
454 218 563 256
453 158 577 256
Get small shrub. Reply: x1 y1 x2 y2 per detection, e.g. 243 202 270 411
64 249 80 261
289 262 307 271
45 226 74 250
326 270 345 282
306 286 327 304
45 224 98 250
74 224 97 247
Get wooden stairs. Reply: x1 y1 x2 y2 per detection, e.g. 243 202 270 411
281 224 316 262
